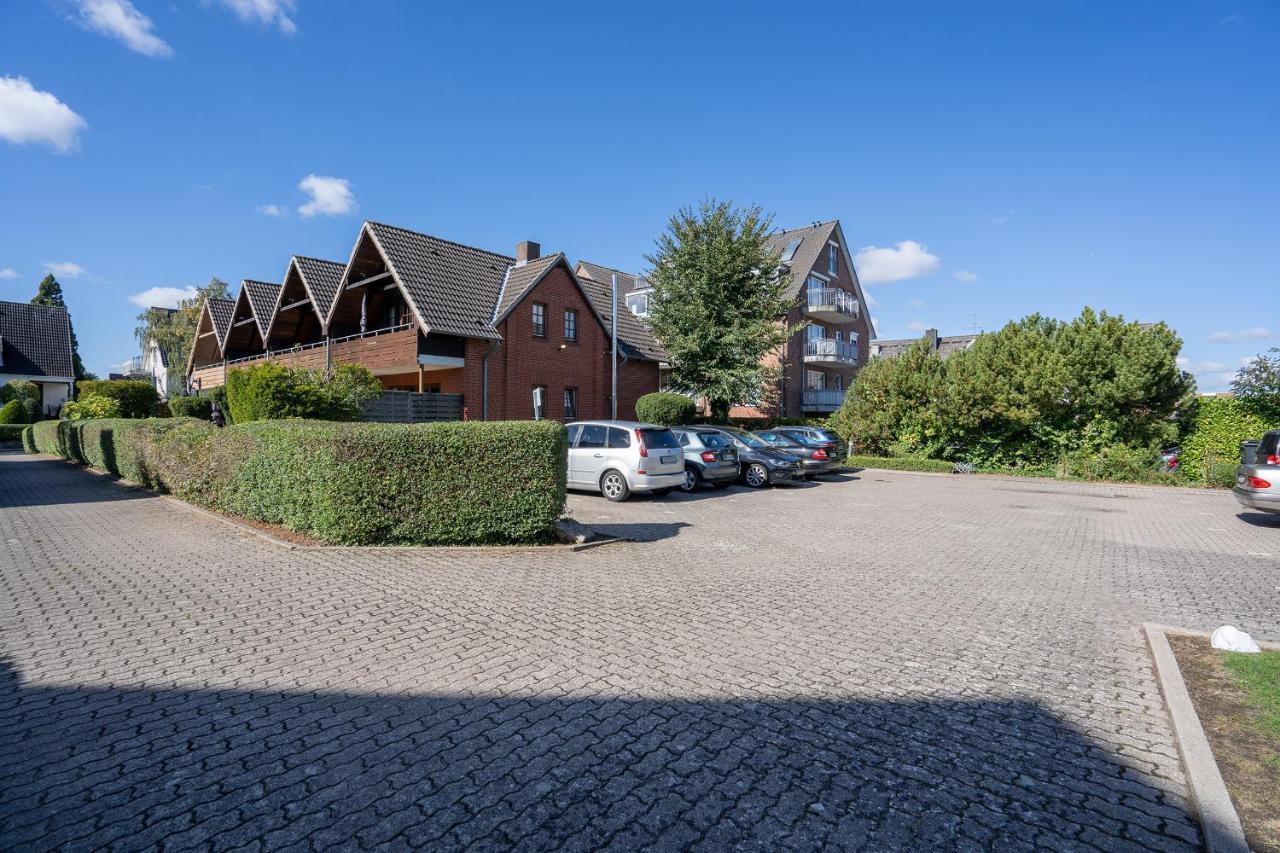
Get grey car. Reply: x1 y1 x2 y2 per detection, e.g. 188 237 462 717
566 420 685 502
773 426 847 466
705 426 805 488
670 427 740 491
1233 429 1280 515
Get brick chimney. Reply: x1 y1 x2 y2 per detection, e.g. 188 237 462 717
516 241 540 266
924 328 939 351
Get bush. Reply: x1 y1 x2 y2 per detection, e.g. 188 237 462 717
0 399 27 424
1056 443 1164 483
29 417 567 546
76 379 161 419
845 455 955 473
2 379 39 404
31 420 64 455
1179 396 1272 483
225 362 380 423
63 393 122 421
21 426 36 452
635 392 696 426
168 395 214 419
207 385 231 423
0 424 28 441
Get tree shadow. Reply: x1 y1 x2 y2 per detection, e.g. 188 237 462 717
0 659 1205 851
0 452 150 509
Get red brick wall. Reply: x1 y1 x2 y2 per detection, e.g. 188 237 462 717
615 358 660 420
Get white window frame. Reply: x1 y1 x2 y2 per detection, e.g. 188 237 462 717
828 243 839 276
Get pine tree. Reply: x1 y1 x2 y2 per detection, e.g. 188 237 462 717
645 199 796 421
31 274 88 380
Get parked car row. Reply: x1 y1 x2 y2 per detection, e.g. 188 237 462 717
1233 428 1280 516
565 420 847 501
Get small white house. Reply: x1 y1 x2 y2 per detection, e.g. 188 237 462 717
0 300 76 415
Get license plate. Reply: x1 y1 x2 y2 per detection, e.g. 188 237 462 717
660 455 676 465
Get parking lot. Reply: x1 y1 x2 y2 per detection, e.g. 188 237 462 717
3 450 1278 850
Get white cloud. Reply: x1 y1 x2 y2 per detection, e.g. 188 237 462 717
214 0 297 35
0 76 88 153
907 321 929 333
128 285 198 308
0 267 18 279
1192 360 1229 373
1209 327 1269 343
953 270 978 284
43 261 85 278
1176 356 1190 368
73 0 172 57
853 240 941 285
256 203 287 217
297 174 356 218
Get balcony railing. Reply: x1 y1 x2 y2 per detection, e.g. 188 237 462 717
804 338 859 365
802 389 846 410
806 288 859 318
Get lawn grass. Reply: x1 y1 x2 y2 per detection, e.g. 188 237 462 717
1224 650 1280 742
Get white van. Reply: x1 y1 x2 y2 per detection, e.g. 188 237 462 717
566 420 685 501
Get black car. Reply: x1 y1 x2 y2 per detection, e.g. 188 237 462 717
773 426 847 465
706 426 804 488
753 429 840 478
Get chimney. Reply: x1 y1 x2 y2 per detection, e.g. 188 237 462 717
515 240 540 266
925 328 939 351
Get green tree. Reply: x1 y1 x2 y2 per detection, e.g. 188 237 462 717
31 274 88 380
644 199 796 421
1232 347 1280 422
830 339 947 456
134 278 232 391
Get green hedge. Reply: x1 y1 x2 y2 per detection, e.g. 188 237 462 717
26 417 567 546
75 379 160 419
0 424 28 441
31 420 64 455
635 392 696 427
1180 396 1272 482
845 455 955 473
21 426 36 453
168 395 213 419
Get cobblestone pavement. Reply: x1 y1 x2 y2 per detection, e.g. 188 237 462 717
2 450 1278 851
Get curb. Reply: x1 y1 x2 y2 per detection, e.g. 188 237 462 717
1143 623 1252 853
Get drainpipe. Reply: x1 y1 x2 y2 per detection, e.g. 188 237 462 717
481 339 500 421
611 272 619 419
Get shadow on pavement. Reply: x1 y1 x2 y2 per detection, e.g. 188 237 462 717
0 452 150 510
1235 511 1280 528
0 659 1203 851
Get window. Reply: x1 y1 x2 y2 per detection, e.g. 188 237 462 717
626 292 649 317
564 309 578 342
780 237 802 263
806 369 825 391
806 324 823 342
567 424 582 446
563 387 577 419
806 274 825 294
834 330 843 344
606 427 632 448
828 244 839 276
532 303 546 337
532 385 547 419
578 424 606 448
832 374 843 391
384 302 403 327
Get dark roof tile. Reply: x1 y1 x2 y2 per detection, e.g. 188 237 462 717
293 257 345 319
0 300 74 378
242 280 282 339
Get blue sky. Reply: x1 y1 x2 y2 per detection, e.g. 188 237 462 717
1 2 1276 390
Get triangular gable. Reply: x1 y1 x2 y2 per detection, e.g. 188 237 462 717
490 254 619 354
242 280 281 340
185 298 234 373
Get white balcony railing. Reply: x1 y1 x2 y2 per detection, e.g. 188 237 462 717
802 389 846 410
806 288 859 317
804 338 859 364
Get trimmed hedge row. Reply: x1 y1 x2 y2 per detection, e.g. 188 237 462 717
0 424 28 442
27 417 567 546
31 420 63 456
845 455 955 474
21 426 36 453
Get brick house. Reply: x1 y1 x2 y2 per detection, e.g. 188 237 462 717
577 219 874 419
186 221 664 420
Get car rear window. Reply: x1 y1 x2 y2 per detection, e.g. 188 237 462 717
1261 433 1279 457
607 427 632 448
639 428 680 449
577 424 606 448
697 431 729 449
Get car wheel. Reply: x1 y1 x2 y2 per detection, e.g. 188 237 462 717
680 467 701 492
744 463 769 488
600 470 631 502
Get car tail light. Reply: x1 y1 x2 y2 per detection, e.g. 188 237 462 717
701 450 717 463
634 429 647 457
1247 476 1272 489
1268 454 1280 465
812 448 828 460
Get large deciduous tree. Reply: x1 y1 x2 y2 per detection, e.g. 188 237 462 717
1232 347 1280 421
644 199 796 421
134 278 232 389
31 274 89 380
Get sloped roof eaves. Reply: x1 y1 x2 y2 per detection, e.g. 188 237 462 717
243 280 282 339
294 256 346 320
576 261 650 294
207 298 236 346
766 221 838 301
576 276 667 362
0 300 74 378
492 254 563 323
366 222 507 341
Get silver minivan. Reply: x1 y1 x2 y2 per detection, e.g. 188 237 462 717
566 420 685 501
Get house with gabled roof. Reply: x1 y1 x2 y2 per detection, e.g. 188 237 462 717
187 221 665 420
187 297 235 391
0 300 76 415
577 219 874 419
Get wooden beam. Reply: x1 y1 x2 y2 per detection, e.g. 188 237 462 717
345 271 393 291
417 362 425 393
198 330 216 338
279 297 311 311
233 317 256 327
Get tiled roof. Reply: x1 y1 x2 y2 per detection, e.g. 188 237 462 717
492 254 563 322
294 257 346 320
765 220 839 301
0 300 74 378
242 280 282 339
576 261 651 293
576 275 667 363
207 298 236 346
365 221 510 341
871 331 979 360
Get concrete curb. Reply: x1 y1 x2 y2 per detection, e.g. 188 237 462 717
1143 623 1252 853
